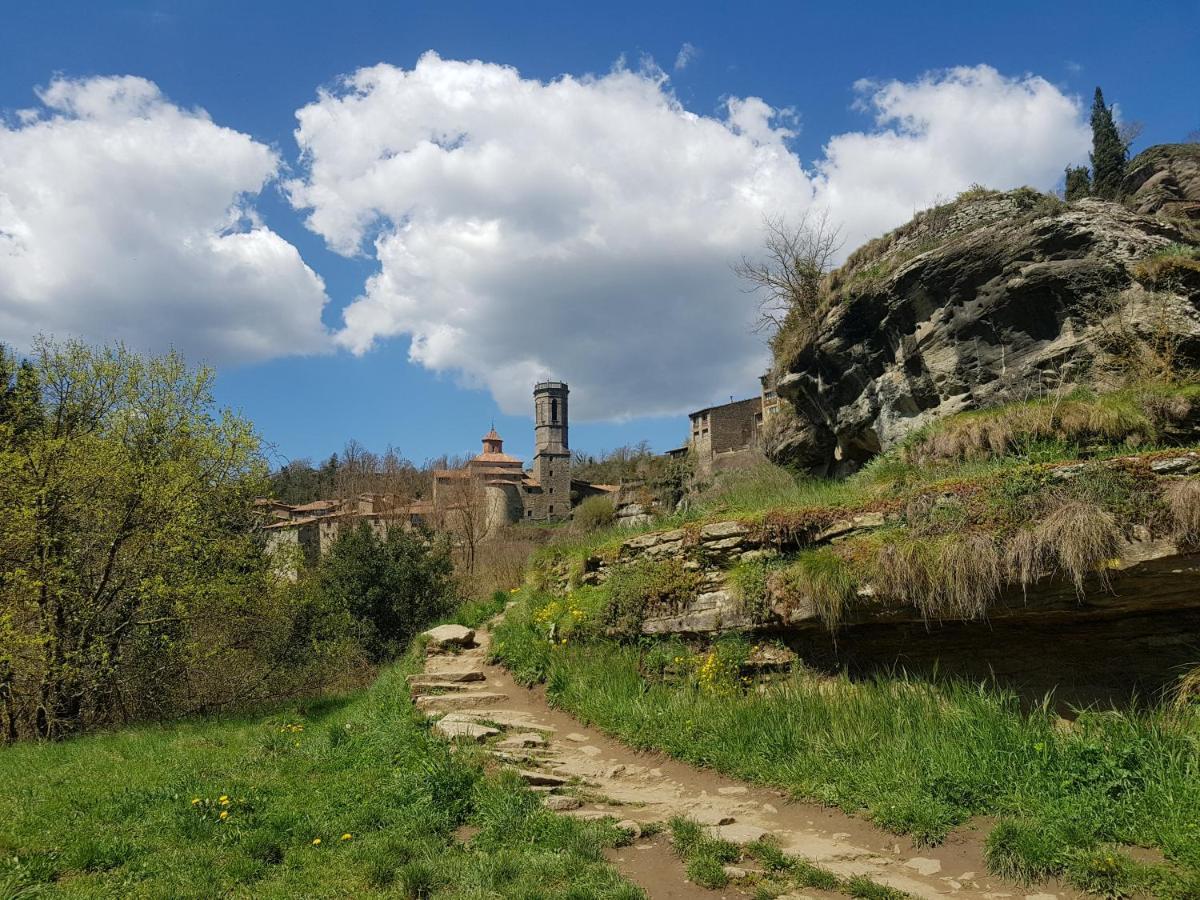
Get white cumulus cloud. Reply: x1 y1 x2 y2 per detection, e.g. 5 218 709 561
0 75 330 364
814 65 1090 250
288 56 1089 420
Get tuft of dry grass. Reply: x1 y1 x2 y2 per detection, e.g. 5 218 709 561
1169 665 1200 713
870 533 999 620
1163 478 1200 548
933 533 1003 619
1006 527 1046 591
1032 500 1121 594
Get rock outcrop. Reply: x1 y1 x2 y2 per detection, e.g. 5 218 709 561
767 145 1200 475
1123 143 1200 219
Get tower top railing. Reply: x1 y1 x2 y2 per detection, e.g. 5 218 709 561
533 381 569 392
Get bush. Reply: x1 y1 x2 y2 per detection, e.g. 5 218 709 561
573 495 616 531
319 523 455 660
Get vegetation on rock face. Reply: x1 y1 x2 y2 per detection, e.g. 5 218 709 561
0 645 641 898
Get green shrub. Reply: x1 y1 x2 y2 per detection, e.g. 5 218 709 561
602 558 701 639
319 522 455 661
573 495 617 531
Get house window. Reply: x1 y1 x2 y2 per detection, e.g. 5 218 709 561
549 505 554 514
551 398 559 423
526 509 532 518
548 487 553 494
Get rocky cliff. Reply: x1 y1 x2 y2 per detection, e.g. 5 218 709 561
768 144 1200 475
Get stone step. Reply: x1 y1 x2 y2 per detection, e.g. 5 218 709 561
415 692 507 711
434 719 500 742
408 680 472 692
513 768 569 787
441 710 556 731
407 669 485 684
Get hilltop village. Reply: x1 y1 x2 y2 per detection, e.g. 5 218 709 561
261 376 783 567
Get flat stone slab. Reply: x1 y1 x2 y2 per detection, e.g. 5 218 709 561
565 732 589 742
415 692 507 710
514 768 569 787
434 720 499 742
441 709 555 731
543 795 583 811
407 679 471 692
422 624 476 649
408 669 485 684
904 857 942 876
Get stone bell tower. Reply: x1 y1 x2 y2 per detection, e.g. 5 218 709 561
532 381 570 520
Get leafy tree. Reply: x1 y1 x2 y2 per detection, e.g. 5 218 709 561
318 522 454 660
1089 87 1127 200
0 339 283 738
1064 165 1091 201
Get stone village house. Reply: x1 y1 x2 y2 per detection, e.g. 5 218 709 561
261 381 615 574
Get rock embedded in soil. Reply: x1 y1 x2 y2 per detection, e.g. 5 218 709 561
407 669 484 684
496 732 546 749
514 768 569 787
706 823 769 845
616 819 642 839
422 624 477 650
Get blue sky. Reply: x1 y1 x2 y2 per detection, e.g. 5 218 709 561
2 1 1197 469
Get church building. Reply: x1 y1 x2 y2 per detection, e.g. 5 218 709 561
431 381 614 530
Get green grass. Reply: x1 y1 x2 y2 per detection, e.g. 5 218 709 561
0 647 641 898
492 608 1200 897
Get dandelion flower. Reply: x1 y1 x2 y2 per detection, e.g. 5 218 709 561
219 795 228 803
191 798 201 805
341 833 353 841
312 838 322 846
219 811 229 820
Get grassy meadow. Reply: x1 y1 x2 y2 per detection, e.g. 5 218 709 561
0 646 641 899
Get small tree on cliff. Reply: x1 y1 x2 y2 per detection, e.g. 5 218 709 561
734 211 842 348
1064 165 1091 201
1089 87 1127 200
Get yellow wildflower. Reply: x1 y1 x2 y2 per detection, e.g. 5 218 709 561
312 838 322 846
219 811 229 821
218 795 229 803
191 798 200 805
341 833 353 841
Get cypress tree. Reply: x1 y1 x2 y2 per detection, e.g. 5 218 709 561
1064 165 1091 201
1089 87 1126 200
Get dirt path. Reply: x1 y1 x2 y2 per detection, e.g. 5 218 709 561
415 623 1072 900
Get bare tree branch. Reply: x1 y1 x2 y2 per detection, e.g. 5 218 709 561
733 211 843 337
